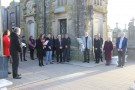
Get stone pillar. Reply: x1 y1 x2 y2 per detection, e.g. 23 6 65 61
0 0 8 79
0 0 3 55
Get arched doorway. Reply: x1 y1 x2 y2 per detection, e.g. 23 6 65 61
27 20 35 39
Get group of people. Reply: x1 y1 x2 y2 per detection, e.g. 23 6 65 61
2 27 127 79
3 27 71 79
27 33 71 66
81 32 104 64
82 32 128 67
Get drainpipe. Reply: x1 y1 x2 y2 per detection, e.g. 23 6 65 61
44 0 46 34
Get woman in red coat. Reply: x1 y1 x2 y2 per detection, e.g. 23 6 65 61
103 37 113 66
3 30 11 56
3 29 11 74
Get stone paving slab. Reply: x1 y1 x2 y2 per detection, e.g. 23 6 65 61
7 59 50 89
13 64 135 90
7 52 135 90
7 57 96 89
68 60 105 68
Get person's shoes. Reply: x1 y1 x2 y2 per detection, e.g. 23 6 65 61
17 74 21 76
106 64 109 66
13 76 21 79
101 59 103 62
60 62 62 64
68 58 71 60
117 65 121 67
31 58 34 60
24 59 27 61
42 64 44 66
39 65 42 67
39 64 42 66
57 62 59 64
83 61 86 63
121 65 125 68
8 72 11 74
50 62 53 64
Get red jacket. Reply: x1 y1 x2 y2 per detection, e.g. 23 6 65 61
3 35 10 56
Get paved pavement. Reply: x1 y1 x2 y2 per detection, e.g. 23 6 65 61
6 53 135 90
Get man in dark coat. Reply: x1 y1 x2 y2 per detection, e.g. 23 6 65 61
63 34 71 62
10 27 22 79
97 33 103 62
55 34 64 63
116 32 128 68
94 35 101 64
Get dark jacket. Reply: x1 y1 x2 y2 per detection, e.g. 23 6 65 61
45 38 53 51
21 39 27 48
52 37 56 50
55 38 64 50
99 37 103 47
63 37 71 49
36 39 44 57
116 37 128 52
28 39 36 50
10 32 22 55
94 39 101 53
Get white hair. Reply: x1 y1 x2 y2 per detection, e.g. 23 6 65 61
13 27 21 33
120 32 125 37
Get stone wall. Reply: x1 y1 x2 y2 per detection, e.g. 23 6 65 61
19 0 108 60
7 1 20 30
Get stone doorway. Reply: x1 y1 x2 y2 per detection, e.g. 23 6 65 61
27 20 35 39
59 19 67 35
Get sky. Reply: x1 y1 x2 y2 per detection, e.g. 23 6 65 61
1 0 20 7
108 0 135 29
1 0 135 29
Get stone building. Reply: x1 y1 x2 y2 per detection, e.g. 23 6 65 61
45 0 108 47
1 6 8 31
20 0 108 47
7 1 20 30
